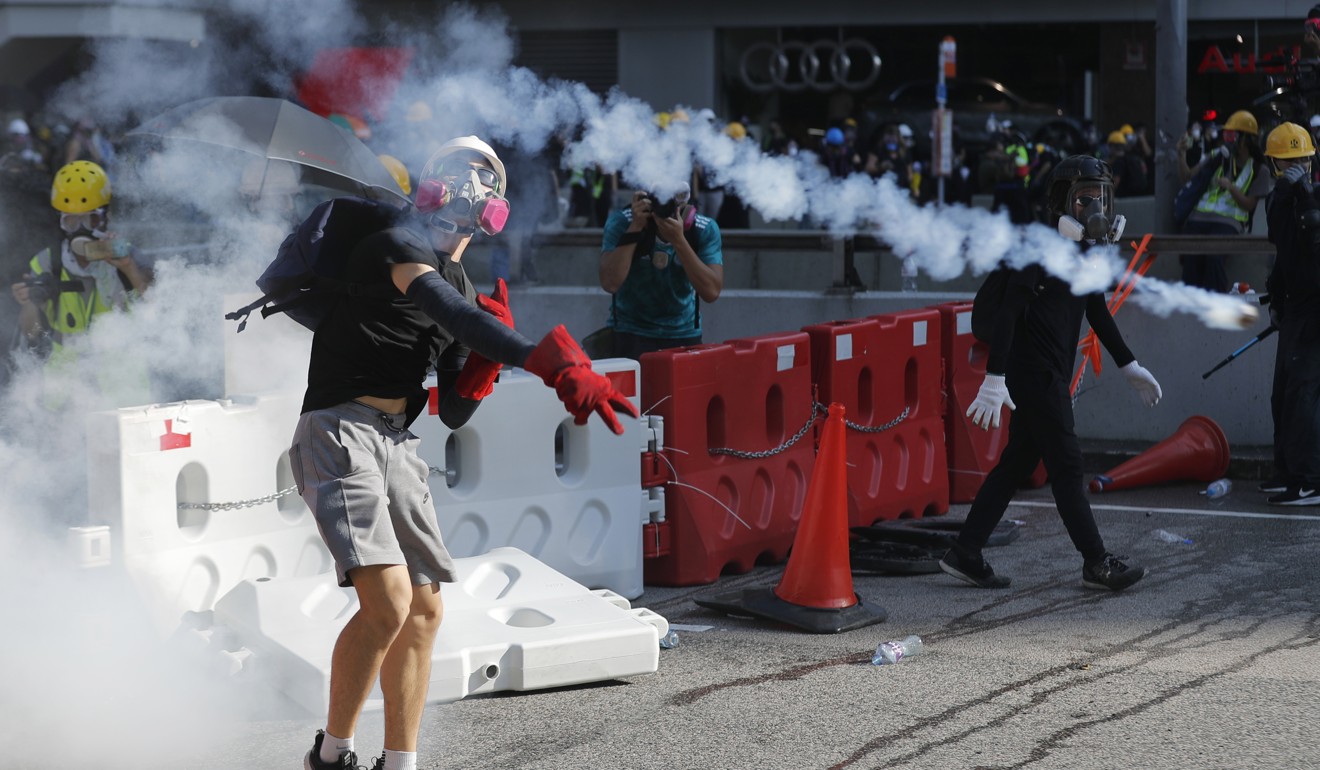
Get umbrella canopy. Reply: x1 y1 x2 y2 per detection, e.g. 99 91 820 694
126 96 409 207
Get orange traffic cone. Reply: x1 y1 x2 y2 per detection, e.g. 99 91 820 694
695 403 887 633
1089 415 1230 493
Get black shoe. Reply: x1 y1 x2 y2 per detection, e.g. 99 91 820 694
1268 485 1320 506
305 731 361 770
1257 479 1289 494
367 752 385 770
1082 553 1145 592
939 545 1011 588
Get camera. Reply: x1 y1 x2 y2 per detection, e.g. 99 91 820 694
21 273 84 303
645 193 679 221
1257 54 1320 121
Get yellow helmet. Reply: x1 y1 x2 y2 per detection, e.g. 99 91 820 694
1224 110 1259 135
1119 124 1134 136
1107 130 1127 145
724 121 747 141
51 161 111 213
1265 122 1316 159
378 154 411 195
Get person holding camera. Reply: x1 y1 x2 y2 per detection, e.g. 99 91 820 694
594 184 723 359
10 160 151 359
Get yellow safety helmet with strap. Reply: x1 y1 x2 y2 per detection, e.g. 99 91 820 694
1224 110 1259 135
1266 122 1316 159
51 161 111 213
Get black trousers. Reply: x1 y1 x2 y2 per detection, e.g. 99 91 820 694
956 366 1106 561
1271 312 1320 486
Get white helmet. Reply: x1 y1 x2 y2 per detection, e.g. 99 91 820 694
8 118 29 136
419 135 506 197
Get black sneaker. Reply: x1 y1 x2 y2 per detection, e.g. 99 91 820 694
939 545 1011 588
367 752 385 770
1082 553 1145 592
1268 485 1320 506
1257 479 1289 494
305 731 361 770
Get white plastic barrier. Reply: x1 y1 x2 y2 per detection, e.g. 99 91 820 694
84 392 329 633
412 360 647 599
212 547 668 716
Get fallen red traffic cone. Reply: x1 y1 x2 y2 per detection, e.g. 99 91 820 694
1090 415 1230 493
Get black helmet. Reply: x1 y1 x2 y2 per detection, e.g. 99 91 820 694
1045 155 1113 227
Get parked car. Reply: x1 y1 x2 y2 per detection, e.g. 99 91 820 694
861 76 1086 160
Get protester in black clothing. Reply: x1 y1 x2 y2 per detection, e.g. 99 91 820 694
940 155 1161 592
295 135 637 770
1260 122 1320 506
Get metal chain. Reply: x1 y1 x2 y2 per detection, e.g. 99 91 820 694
708 402 825 459
706 400 911 460
178 486 299 512
838 404 911 433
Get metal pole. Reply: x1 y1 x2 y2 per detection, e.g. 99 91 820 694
1155 0 1188 235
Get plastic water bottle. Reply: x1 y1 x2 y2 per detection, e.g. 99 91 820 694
871 634 923 665
659 629 679 649
1203 479 1232 499
900 256 919 293
1153 529 1193 545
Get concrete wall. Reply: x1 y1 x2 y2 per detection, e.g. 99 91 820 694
618 27 717 114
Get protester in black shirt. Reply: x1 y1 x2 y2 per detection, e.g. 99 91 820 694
940 155 1162 593
295 136 637 770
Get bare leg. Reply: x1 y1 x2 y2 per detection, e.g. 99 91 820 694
325 564 414 739
379 582 444 752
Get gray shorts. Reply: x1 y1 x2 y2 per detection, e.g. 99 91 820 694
291 400 457 588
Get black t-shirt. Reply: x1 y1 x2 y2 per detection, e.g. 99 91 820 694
988 265 1134 378
301 226 475 421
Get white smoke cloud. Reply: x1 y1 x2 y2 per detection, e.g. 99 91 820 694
0 2 1262 766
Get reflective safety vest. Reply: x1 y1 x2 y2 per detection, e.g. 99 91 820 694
1195 162 1255 224
1006 143 1031 186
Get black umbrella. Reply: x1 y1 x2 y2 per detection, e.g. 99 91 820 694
126 96 409 207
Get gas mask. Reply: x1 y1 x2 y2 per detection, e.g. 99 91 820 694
415 162 509 236
59 208 112 261
1056 183 1125 244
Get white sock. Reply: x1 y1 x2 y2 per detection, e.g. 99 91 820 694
320 731 354 764
382 749 417 770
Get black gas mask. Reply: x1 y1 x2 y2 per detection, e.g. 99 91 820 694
1056 182 1125 245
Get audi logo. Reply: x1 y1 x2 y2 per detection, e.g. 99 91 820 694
738 39 882 93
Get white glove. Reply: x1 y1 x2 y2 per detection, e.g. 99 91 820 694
966 374 1016 430
1120 361 1162 407
1215 145 1230 159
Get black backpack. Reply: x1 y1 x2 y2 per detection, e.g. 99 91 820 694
226 197 402 332
971 264 1041 344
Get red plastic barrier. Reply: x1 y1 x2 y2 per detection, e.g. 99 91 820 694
640 332 817 586
803 308 949 525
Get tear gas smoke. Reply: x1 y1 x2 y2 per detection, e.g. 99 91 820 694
0 2 1260 767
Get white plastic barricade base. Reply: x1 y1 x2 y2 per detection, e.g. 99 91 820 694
413 362 646 599
84 392 326 633
212 547 667 716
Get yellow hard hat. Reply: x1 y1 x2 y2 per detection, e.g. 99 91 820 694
405 100 432 123
655 111 672 130
1224 110 1258 135
1107 130 1127 145
51 160 111 213
378 154 411 195
1119 124 1134 136
724 121 747 141
1265 122 1316 159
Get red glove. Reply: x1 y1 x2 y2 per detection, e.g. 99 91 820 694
454 279 514 400
523 325 640 434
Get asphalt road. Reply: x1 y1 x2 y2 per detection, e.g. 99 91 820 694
123 480 1320 769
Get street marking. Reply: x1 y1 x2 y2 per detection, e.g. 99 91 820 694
1008 499 1320 522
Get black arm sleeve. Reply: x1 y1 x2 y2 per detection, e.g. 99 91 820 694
405 271 536 366
1085 292 1136 368
985 280 1035 376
